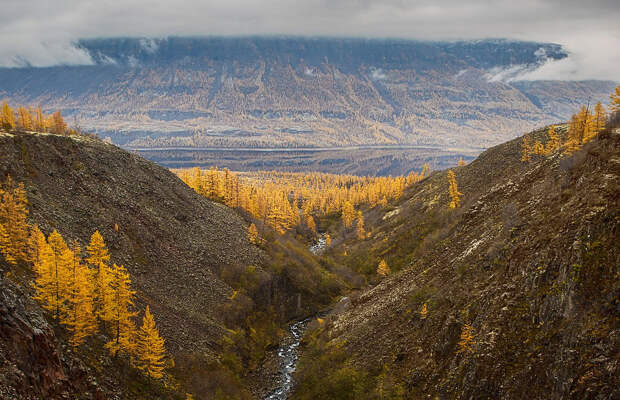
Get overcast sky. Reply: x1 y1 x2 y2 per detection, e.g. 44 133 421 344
1 0 619 80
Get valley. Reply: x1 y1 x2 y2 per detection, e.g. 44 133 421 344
0 62 618 400
133 145 479 176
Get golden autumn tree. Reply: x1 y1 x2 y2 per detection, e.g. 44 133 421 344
457 157 466 166
47 230 73 321
66 241 97 347
544 125 560 155
593 101 607 133
49 110 67 135
247 223 260 245
266 197 292 234
564 113 582 154
447 170 462 209
420 303 428 320
457 323 476 354
610 85 620 112
86 231 114 327
377 259 390 277
136 306 167 379
104 264 137 357
356 211 366 240
521 135 531 162
16 107 34 131
1 102 15 130
341 201 356 228
305 214 317 235
27 225 46 264
0 177 30 264
324 233 331 247
33 236 55 308
532 141 545 155
34 106 47 132
0 224 9 262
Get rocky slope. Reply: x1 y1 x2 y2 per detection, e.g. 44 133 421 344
0 37 616 149
293 126 619 398
0 130 348 398
0 131 263 357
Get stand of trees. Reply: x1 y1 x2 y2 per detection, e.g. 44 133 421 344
0 178 167 380
176 165 430 237
0 101 80 135
522 85 620 162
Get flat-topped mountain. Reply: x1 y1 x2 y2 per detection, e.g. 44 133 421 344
0 37 615 150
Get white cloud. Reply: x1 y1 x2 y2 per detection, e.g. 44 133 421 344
0 39 93 67
0 0 618 80
370 68 386 80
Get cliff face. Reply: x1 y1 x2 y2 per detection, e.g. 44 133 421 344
0 37 615 149
294 127 620 399
0 275 92 399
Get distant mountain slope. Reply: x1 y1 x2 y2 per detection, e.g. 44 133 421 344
0 37 615 149
293 127 619 398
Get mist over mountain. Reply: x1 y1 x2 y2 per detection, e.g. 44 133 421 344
0 37 616 150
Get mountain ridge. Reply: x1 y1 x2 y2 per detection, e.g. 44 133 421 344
292 125 620 399
1 37 615 152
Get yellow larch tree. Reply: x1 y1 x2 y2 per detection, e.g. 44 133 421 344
447 170 462 209
532 141 545 155
421 164 430 179
544 125 560 155
457 323 476 354
86 231 114 327
305 214 317 235
34 106 47 132
49 111 67 135
27 225 46 264
66 241 97 347
104 264 137 357
247 223 260 245
521 135 531 162
593 101 607 134
0 224 9 262
420 303 428 320
564 114 582 154
266 197 292 235
457 157 466 166
33 237 55 308
0 177 30 264
324 233 331 247
17 107 33 131
356 211 366 240
1 102 15 130
610 84 620 112
47 230 72 321
341 201 356 229
377 259 390 277
136 306 167 379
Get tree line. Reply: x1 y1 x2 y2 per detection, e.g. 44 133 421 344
0 177 167 380
175 166 430 239
0 101 80 135
522 86 620 162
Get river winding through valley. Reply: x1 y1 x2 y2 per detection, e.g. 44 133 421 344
264 236 328 399
264 319 309 400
